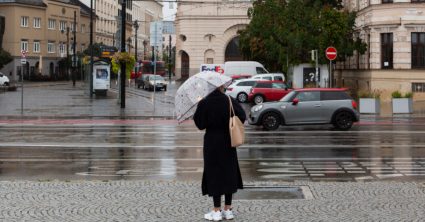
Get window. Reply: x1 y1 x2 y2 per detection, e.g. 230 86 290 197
33 17 41 28
274 76 284 81
256 67 268 74
21 16 29 27
254 82 272 88
70 22 76 32
321 91 351 100
272 83 287 89
48 42 55 53
33 41 40 53
381 33 393 69
59 21 67 31
48 19 56 30
382 0 392 3
81 24 85 33
81 44 86 51
262 76 272 81
412 83 425 92
412 0 425 2
59 42 65 54
21 40 28 52
237 81 256 86
412 32 425 68
295 91 320 102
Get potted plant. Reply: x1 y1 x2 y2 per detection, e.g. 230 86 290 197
358 89 381 114
392 90 413 114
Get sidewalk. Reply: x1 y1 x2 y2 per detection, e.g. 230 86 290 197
2 80 425 119
0 180 424 221
0 80 179 118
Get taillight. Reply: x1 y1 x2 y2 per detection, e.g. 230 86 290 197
352 100 357 109
227 87 233 91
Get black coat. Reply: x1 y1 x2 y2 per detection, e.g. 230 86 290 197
193 89 246 196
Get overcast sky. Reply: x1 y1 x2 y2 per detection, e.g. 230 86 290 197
79 1 176 21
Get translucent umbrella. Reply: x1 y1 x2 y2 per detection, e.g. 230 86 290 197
175 71 232 123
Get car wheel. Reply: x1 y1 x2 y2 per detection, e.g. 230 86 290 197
237 93 248 103
262 112 280 131
137 84 140 88
333 111 353 130
4 82 9 86
254 95 264 105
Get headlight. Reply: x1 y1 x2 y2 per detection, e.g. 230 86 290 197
253 104 263 112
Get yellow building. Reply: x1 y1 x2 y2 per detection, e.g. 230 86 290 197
0 0 94 82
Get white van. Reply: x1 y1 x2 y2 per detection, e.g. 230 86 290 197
249 73 285 82
223 61 268 78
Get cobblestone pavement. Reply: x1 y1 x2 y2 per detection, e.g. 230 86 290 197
0 180 424 221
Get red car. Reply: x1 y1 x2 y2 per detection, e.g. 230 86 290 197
248 81 292 104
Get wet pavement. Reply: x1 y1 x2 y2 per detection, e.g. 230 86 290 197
2 81 425 220
1 119 425 182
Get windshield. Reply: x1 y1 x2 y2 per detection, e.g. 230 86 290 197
280 91 296 102
150 75 164 81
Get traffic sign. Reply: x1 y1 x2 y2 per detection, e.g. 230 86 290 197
325 47 337 61
21 58 27 64
150 21 163 47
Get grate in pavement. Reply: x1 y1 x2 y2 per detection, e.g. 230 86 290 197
234 186 313 200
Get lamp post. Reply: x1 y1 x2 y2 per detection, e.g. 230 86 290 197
72 10 76 86
143 40 147 60
133 20 139 73
61 27 70 81
90 0 94 98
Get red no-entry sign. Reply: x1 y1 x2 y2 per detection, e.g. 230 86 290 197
325 47 337 61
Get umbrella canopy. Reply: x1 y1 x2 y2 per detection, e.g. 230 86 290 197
175 71 232 123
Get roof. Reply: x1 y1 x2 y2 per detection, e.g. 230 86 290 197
295 88 349 92
0 0 47 7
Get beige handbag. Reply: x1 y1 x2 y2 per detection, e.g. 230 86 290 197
228 96 245 147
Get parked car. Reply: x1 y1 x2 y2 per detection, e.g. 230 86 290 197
0 72 9 86
248 81 292 105
136 74 152 89
248 88 360 130
225 79 257 103
231 74 252 82
250 73 285 82
143 75 167 91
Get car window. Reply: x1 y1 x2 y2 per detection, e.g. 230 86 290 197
321 91 351 100
238 81 256 86
274 76 283 81
295 91 320 102
255 82 271 88
262 76 272 81
256 67 268 74
272 83 287 89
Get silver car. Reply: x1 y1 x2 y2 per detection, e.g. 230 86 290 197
248 88 360 130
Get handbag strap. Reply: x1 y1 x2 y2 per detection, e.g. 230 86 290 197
228 95 235 117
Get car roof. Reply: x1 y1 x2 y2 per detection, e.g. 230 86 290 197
295 88 348 92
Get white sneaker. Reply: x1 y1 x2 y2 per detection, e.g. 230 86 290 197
222 209 234 220
204 210 223 221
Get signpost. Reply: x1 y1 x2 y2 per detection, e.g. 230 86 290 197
20 50 26 114
325 47 337 88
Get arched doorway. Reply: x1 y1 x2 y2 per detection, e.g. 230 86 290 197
225 36 243 62
181 51 189 79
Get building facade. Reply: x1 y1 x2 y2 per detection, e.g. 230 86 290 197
0 0 93 82
174 0 251 79
94 0 163 60
337 0 425 100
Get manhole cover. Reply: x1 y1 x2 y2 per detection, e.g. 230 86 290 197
234 186 312 200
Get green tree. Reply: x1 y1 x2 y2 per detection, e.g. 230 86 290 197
83 42 104 57
239 0 366 74
0 49 12 70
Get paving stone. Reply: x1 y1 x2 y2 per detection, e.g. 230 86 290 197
0 180 424 221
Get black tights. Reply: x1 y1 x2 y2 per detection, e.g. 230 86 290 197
213 194 232 208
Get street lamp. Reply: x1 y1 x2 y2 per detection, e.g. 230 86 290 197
127 37 132 54
61 26 70 80
133 20 139 73
143 40 147 60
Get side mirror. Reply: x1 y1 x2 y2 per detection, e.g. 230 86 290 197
292 98 299 105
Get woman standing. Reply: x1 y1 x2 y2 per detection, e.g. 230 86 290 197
194 85 246 221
